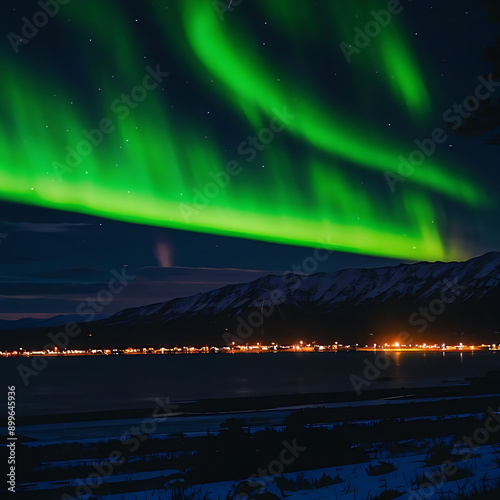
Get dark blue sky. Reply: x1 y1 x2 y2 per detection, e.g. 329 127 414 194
1 0 499 319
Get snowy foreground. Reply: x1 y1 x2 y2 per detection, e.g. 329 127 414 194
101 452 500 500
26 440 500 499
11 395 500 499
21 440 498 499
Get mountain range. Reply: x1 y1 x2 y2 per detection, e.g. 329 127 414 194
2 252 499 349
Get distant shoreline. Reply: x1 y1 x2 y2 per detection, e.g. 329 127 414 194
7 381 497 427
1 344 493 357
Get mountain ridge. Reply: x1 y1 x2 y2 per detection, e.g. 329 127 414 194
2 252 499 348
104 251 500 326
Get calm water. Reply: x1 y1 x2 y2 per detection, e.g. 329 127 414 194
1 351 500 416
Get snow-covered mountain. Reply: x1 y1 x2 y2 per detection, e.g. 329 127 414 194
4 252 499 348
105 251 499 328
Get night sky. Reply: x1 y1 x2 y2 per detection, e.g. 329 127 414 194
1 0 499 320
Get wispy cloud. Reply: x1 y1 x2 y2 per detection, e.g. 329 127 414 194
2 222 91 233
0 266 272 319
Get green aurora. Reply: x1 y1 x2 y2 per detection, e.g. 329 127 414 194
0 0 490 261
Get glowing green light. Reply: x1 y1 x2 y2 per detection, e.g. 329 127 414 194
0 0 487 262
176 0 480 205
